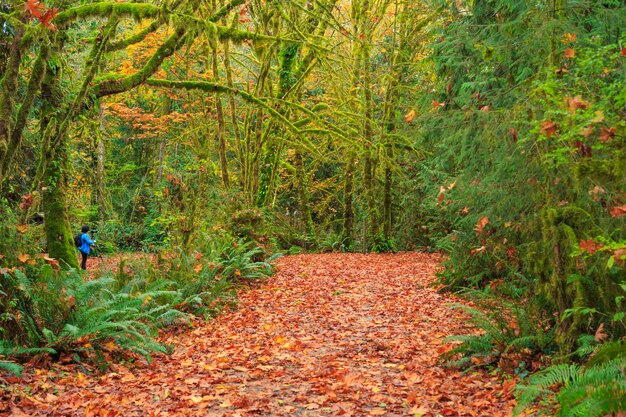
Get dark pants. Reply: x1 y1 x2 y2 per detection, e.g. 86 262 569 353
80 251 88 270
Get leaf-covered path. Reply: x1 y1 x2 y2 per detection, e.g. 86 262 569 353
6 253 514 416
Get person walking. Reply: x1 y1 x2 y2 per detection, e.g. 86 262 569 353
78 225 96 270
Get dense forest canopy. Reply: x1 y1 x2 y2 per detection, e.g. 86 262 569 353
1 0 625 414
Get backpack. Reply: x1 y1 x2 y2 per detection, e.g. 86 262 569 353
74 233 82 248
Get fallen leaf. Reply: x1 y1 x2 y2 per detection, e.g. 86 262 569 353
610 204 626 218
599 127 616 143
474 216 490 235
594 323 608 343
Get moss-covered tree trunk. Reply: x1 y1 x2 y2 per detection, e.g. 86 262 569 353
342 152 356 247
211 45 230 188
40 62 79 269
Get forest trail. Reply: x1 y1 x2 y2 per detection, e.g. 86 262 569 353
7 253 514 416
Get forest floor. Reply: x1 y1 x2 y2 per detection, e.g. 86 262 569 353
3 253 515 416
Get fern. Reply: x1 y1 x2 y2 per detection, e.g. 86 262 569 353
441 291 556 372
0 360 23 377
515 342 626 416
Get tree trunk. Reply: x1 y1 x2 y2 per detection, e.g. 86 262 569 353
212 45 230 187
96 103 107 226
342 152 356 247
40 68 78 269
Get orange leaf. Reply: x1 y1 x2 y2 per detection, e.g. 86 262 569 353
474 216 490 235
562 32 576 43
540 120 558 138
24 0 44 19
594 323 607 343
432 100 445 110
19 193 34 210
599 127 616 143
565 96 590 113
404 109 416 123
563 48 576 59
579 239 603 254
610 204 626 218
18 253 30 263
194 264 203 273
16 224 28 234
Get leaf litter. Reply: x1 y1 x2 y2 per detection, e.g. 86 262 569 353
3 252 514 416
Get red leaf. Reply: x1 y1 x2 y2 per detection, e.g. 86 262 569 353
621 47 626 56
432 100 445 110
24 0 44 19
540 120 558 138
39 7 58 28
572 140 592 157
19 193 34 210
510 128 518 142
610 204 626 218
579 239 603 255
565 96 590 113
599 127 616 143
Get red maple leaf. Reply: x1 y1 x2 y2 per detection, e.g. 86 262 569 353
579 239 603 254
39 7 59 31
24 0 44 19
610 204 626 218
541 120 558 138
599 127 616 143
565 96 590 113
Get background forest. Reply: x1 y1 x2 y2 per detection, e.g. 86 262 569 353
1 0 625 415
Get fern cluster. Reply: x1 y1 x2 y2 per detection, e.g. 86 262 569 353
515 341 626 416
441 290 556 373
1 228 277 376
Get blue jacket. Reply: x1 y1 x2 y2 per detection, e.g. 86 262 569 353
79 233 94 254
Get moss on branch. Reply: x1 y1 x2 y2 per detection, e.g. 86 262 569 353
94 27 186 97
55 3 161 27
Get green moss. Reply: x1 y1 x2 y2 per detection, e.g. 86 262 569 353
108 21 162 52
55 3 161 27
